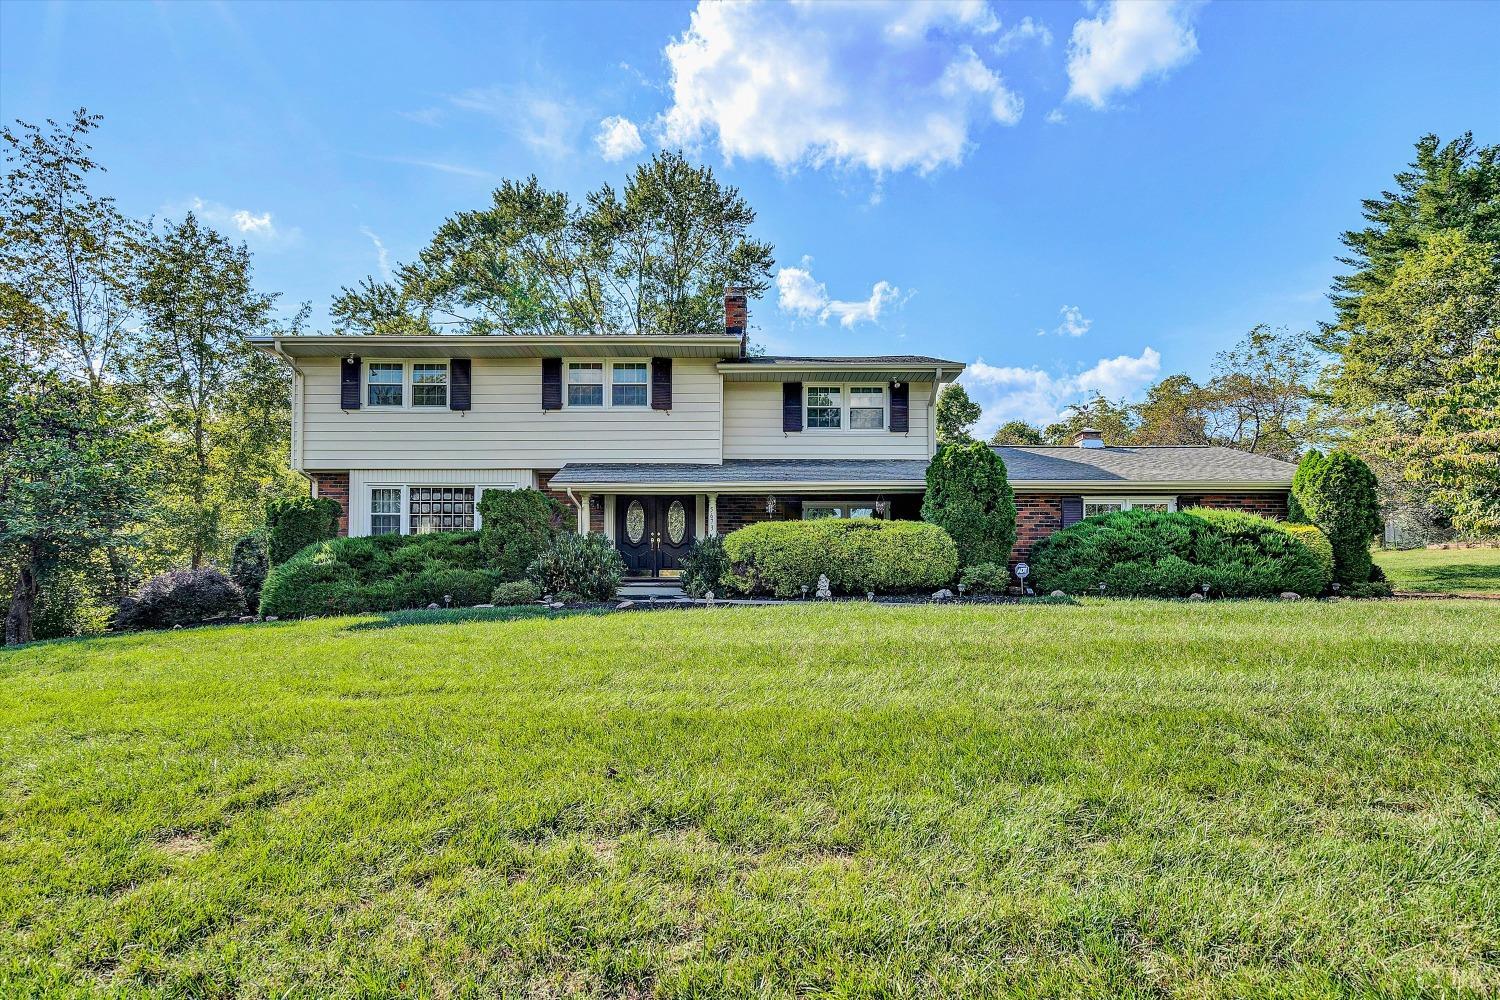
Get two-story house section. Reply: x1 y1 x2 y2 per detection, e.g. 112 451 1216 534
252 289 1297 579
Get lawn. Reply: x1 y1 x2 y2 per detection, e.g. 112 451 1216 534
1375 545 1500 595
2 602 1497 999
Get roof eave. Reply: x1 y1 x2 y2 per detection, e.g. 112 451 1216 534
245 333 746 360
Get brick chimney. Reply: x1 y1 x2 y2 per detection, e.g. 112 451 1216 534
1072 427 1105 448
724 285 748 355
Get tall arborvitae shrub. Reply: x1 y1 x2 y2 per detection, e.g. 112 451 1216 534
476 488 567 581
920 440 1017 567
1289 449 1384 586
265 495 344 564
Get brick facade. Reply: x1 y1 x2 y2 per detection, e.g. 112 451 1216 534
536 470 606 533
309 471 350 536
714 492 924 533
1178 492 1288 519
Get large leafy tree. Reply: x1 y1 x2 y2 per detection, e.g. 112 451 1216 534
1399 338 1499 535
129 214 301 569
0 109 142 385
935 383 982 443
1044 394 1135 446
2 360 146 644
988 420 1046 446
333 151 774 336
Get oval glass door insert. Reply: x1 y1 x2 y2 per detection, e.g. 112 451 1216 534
626 500 646 544
667 500 686 545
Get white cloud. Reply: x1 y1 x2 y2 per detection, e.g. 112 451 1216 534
1065 0 1201 109
776 260 902 328
375 155 496 180
450 86 581 158
995 16 1053 54
1039 304 1092 337
360 226 391 280
177 197 297 244
660 1 1023 175
1045 109 1067 125
595 115 646 161
962 346 1161 433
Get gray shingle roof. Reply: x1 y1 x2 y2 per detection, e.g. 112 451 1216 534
994 446 1297 484
550 459 931 487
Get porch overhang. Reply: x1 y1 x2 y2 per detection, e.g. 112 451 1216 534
548 459 930 494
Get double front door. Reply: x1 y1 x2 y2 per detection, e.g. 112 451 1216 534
616 495 696 577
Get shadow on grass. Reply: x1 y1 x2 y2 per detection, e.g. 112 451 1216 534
344 604 606 632
1399 563 1500 594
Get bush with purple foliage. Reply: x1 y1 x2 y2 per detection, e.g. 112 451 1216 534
116 568 247 630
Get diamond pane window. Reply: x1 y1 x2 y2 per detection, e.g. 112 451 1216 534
367 363 404 407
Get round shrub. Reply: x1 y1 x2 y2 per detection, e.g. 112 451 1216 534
526 533 624 602
229 532 270 609
492 580 542 606
477 488 567 581
265 495 343 564
921 441 1017 567
722 519 958 598
679 535 729 598
1289 450 1384 587
1030 509 1326 599
118 568 246 629
1277 523 1334 594
958 562 1011 594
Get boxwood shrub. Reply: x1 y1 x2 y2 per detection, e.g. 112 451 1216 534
258 532 506 617
722 519 958 598
1030 508 1326 599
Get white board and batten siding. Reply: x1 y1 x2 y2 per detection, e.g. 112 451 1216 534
721 381 935 460
300 356 724 471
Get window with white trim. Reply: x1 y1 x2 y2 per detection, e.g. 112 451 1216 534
849 386 886 430
370 487 403 535
611 362 648 407
411 363 449 408
1083 496 1177 518
567 362 604 407
806 386 842 428
409 487 476 533
366 362 404 407
802 502 877 520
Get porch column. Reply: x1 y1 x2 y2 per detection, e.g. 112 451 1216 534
707 494 718 536
577 492 591 534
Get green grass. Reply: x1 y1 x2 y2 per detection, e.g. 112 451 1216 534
3 602 1498 999
1375 546 1500 595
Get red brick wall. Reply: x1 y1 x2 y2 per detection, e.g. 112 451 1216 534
309 472 350 537
715 493 923 533
535 470 605 533
1178 492 1289 519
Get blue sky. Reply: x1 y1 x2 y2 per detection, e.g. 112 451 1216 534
3 0 1497 434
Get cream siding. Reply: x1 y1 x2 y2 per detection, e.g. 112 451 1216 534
300 356 723 470
721 381 934 460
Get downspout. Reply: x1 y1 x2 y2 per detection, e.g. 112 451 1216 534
566 487 583 535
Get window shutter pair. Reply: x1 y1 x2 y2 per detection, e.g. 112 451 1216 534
1061 496 1084 528
341 357 470 411
541 357 672 410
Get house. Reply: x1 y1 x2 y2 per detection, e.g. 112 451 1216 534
251 289 1297 577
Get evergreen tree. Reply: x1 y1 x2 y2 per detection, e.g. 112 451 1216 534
921 440 1017 568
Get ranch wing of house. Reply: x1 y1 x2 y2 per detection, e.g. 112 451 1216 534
250 291 1296 578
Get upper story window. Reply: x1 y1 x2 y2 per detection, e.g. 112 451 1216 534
567 362 604 407
611 362 648 407
849 386 886 430
806 386 842 428
367 363 404 407
411 363 448 408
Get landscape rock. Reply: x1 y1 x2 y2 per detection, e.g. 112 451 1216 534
548 601 564 609
931 589 953 601
238 616 255 623
265 615 278 621
427 603 440 610
1049 590 1066 598
1188 592 1206 601
616 600 635 609
1280 592 1301 601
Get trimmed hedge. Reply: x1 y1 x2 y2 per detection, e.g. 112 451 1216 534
266 495 343 564
1030 508 1326 599
679 535 729 598
921 441 1017 566
958 562 1011 594
491 580 542 606
258 532 506 617
1277 523 1335 593
118 568 247 629
477 488 567 581
723 519 959 598
1289 450 1384 586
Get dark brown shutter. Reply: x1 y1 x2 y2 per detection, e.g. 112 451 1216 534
889 381 909 432
1061 496 1084 528
541 358 562 411
340 357 361 410
651 357 672 410
449 358 471 411
782 381 803 432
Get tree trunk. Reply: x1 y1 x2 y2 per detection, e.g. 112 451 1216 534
5 555 38 646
